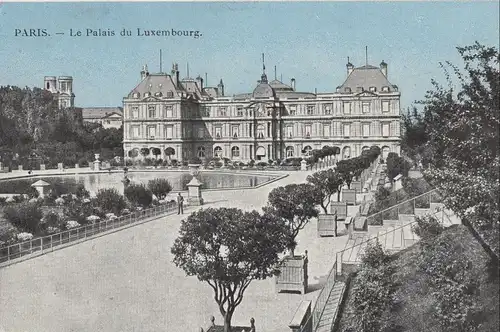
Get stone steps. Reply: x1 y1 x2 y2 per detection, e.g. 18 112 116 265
315 281 346 332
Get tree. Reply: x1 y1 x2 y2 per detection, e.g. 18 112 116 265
385 152 411 181
264 183 319 255
307 169 344 214
415 43 499 256
147 178 172 200
95 188 127 215
171 208 289 332
124 183 153 207
4 202 43 234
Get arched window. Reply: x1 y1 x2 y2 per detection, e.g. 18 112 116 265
342 146 351 159
46 82 50 89
231 146 240 158
214 146 223 158
286 146 294 158
302 146 312 156
197 146 205 158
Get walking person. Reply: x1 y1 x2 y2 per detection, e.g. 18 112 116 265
177 192 184 215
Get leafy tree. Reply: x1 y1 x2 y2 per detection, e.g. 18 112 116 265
124 183 153 208
307 169 344 214
147 178 173 200
264 183 320 255
95 188 127 215
385 152 411 181
414 43 499 256
4 202 43 234
171 208 289 332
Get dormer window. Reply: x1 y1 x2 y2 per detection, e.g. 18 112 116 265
145 92 151 97
155 92 162 97
133 92 140 98
166 91 174 98
369 86 377 92
382 86 390 92
344 87 351 93
356 87 363 93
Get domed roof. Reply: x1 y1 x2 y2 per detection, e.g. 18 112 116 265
252 82 275 98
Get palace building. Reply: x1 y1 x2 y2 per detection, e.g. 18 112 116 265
122 59 401 162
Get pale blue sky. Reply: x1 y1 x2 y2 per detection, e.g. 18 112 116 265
0 2 498 108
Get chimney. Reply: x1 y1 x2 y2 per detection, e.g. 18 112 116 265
217 79 224 97
291 78 296 91
346 58 354 76
140 64 148 80
171 63 180 87
380 60 388 77
196 75 204 90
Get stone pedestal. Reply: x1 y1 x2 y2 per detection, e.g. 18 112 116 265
18 165 23 171
31 180 50 198
289 301 312 332
93 161 101 171
40 164 46 171
187 176 204 206
57 163 63 171
276 252 308 294
351 181 362 192
300 159 307 171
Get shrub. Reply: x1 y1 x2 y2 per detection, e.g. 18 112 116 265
75 184 90 199
147 178 173 200
124 183 153 208
412 215 444 243
78 157 89 167
41 211 62 231
248 159 255 167
360 239 389 269
171 159 178 167
95 188 127 215
4 202 43 234
256 161 268 167
188 157 202 165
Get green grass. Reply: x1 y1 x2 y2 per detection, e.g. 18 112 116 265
337 224 500 332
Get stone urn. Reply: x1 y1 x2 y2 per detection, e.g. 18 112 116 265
188 163 201 176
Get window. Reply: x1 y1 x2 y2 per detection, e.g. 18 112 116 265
249 123 253 137
197 146 205 158
286 146 294 157
362 123 370 137
215 126 222 139
165 125 173 139
131 106 139 119
197 127 204 139
267 122 271 137
165 105 173 118
343 102 351 115
303 146 312 156
323 104 332 115
323 125 331 137
306 105 315 115
133 92 140 98
132 126 140 138
148 126 156 139
232 125 239 138
231 146 240 158
257 125 265 139
305 124 312 138
166 91 174 98
343 123 351 137
344 87 351 93
382 86 390 92
214 146 223 158
201 106 210 117
236 107 244 117
369 86 377 92
286 125 293 138
382 123 390 137
218 107 227 117
362 103 370 114
148 105 156 118
289 105 297 116
46 82 50 89
382 101 390 113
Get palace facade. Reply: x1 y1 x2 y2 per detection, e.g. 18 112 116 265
122 60 401 162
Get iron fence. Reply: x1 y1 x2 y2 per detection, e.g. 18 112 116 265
0 202 177 266
366 189 442 225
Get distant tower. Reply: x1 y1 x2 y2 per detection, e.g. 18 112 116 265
196 75 204 90
380 60 388 77
346 57 354 76
140 64 149 80
44 76 57 93
217 79 225 97
57 76 75 109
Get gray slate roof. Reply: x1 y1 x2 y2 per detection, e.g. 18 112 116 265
82 107 123 119
340 65 395 92
128 74 180 98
